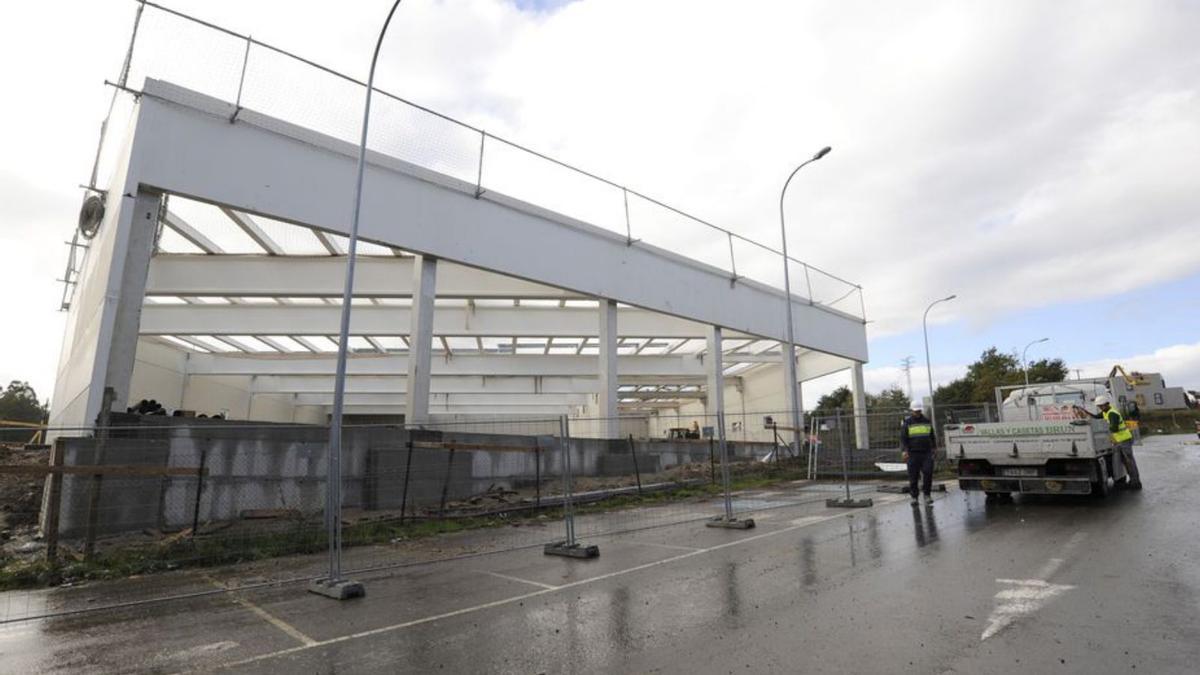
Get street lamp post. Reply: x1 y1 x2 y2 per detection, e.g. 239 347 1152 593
922 294 956 431
1022 337 1050 389
1022 337 1050 420
314 0 406 600
779 146 832 458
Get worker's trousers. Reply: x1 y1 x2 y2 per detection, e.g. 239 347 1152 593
1115 440 1141 483
907 450 934 497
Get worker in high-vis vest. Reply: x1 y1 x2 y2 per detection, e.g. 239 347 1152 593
1083 394 1143 489
901 402 938 505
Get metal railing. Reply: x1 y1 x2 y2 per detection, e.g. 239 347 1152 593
85 0 865 322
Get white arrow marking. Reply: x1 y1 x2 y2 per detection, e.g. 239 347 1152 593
981 573 1075 640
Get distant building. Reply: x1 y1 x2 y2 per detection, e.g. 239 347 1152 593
1112 371 1190 412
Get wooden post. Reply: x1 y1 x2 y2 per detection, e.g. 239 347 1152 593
43 438 65 564
627 434 643 494
84 387 115 560
399 438 414 524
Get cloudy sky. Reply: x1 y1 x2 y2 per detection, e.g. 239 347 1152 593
1 0 1197 405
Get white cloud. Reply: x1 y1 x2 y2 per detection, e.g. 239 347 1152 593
1073 342 1200 392
1 0 1197 401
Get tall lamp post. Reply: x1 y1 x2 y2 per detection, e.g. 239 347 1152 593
1022 337 1050 389
922 294 956 430
314 0 406 600
1022 337 1050 420
779 146 832 457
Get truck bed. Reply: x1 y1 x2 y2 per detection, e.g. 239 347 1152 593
946 420 1116 495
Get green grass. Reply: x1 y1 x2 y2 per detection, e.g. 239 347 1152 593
1137 409 1200 436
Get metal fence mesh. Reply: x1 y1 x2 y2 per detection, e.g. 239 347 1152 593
0 405 998 623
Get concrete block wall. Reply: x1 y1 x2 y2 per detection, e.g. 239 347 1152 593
45 419 773 538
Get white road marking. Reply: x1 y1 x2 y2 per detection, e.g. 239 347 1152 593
789 516 827 526
1034 557 1065 580
627 540 703 552
205 577 316 647
980 579 1075 641
481 570 559 590
166 641 240 663
980 531 1088 641
206 506 870 671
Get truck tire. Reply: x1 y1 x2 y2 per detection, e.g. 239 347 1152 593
1092 459 1110 498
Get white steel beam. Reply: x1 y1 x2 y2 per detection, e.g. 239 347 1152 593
598 299 619 437
313 230 342 255
180 352 708 377
254 336 291 352
138 305 748 340
145 255 578 300
406 255 437 425
335 404 572 416
220 207 284 255
162 210 222 254
796 350 855 383
292 336 323 353
105 191 163 410
849 362 870 449
291 392 591 407
363 336 386 353
240 374 711 397
706 325 723 418
132 82 868 360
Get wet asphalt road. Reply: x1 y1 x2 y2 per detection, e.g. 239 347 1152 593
2 434 1198 673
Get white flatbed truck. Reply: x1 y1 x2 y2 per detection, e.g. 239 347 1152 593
946 384 1130 498
947 419 1129 497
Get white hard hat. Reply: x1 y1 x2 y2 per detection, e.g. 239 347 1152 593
910 402 924 411
1094 394 1111 406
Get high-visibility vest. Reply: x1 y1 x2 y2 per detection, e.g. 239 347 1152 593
1104 409 1134 444
907 423 933 438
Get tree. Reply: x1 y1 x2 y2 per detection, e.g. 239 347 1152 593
868 385 911 412
932 347 1070 405
813 384 910 416
931 378 973 406
1026 358 1069 386
0 381 47 424
814 386 852 417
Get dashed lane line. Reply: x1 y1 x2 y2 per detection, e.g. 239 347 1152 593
480 570 559 591
204 577 316 647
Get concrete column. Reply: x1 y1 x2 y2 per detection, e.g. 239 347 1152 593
102 189 162 412
781 344 802 453
849 362 870 449
705 325 724 419
598 299 619 438
405 255 438 426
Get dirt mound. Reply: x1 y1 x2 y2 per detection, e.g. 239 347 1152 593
0 445 48 534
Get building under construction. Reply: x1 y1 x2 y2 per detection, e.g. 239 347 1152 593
51 5 871 450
